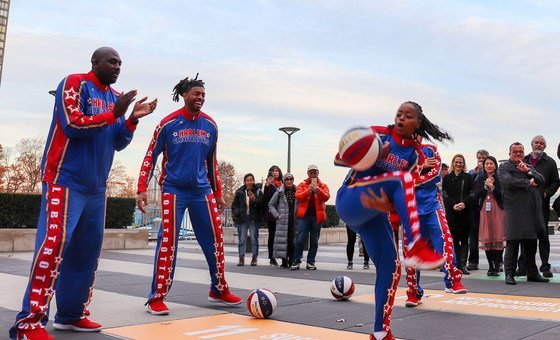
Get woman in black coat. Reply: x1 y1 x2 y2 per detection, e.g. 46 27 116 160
231 173 264 266
263 165 283 266
442 154 474 275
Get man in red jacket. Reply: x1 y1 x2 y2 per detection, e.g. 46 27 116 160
291 164 330 270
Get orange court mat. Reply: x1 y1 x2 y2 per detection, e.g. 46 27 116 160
103 313 369 340
354 287 560 322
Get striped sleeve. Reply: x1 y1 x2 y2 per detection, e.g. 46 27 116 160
207 131 223 198
137 122 166 193
414 144 441 186
56 74 117 138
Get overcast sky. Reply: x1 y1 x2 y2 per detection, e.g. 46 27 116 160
1 0 559 203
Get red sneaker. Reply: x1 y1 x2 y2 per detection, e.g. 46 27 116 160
16 328 54 340
444 281 468 294
53 317 102 332
370 330 395 340
403 239 444 270
148 298 170 315
405 291 423 307
208 290 243 306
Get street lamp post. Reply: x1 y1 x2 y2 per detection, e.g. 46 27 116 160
279 127 300 173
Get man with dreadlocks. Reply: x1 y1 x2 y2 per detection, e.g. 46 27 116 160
137 75 242 315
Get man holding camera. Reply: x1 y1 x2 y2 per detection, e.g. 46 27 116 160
291 165 330 270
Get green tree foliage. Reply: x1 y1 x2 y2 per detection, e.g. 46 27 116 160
325 204 341 227
0 193 135 229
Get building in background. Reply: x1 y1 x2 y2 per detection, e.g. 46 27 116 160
0 0 10 86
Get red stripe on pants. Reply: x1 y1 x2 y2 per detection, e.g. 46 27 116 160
153 193 177 300
16 184 67 331
382 238 401 333
402 232 421 297
437 209 463 283
206 193 228 294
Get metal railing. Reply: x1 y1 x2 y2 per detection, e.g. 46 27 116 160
130 207 235 241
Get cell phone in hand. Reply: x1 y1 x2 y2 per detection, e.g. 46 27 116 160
311 178 318 186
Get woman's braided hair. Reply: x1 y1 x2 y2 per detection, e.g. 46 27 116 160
405 101 453 143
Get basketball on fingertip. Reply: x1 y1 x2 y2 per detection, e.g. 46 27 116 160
338 126 381 171
330 275 355 300
247 288 277 319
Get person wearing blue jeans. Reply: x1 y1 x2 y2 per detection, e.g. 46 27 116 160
291 164 330 270
293 216 322 269
237 221 260 264
232 173 265 266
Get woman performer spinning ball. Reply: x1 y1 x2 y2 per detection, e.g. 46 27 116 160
335 101 451 340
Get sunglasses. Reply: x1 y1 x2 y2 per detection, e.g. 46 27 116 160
285 178 294 181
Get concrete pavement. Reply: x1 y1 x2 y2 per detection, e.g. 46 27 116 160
1 233 559 339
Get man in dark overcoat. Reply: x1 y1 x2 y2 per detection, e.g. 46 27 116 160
517 135 560 277
498 142 549 285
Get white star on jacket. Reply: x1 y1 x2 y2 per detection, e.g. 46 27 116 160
64 87 78 101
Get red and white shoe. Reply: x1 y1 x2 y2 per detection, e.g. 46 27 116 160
148 298 170 315
370 330 395 340
16 328 54 340
208 290 243 306
444 281 468 294
53 317 102 332
405 291 423 307
403 239 444 270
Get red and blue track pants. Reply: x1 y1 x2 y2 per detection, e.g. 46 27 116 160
403 209 462 297
147 192 229 302
11 183 105 337
336 171 421 335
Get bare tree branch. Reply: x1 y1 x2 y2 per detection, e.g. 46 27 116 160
217 160 239 208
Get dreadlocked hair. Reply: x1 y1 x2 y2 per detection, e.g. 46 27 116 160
404 101 453 143
171 74 205 102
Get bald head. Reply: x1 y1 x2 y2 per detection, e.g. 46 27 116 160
91 47 119 64
91 47 122 86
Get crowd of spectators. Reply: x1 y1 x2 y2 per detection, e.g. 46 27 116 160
440 136 559 284
232 164 330 270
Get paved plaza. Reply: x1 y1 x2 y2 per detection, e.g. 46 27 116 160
1 233 559 340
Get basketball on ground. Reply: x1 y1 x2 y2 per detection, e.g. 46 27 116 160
330 275 355 300
247 288 277 319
